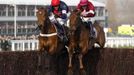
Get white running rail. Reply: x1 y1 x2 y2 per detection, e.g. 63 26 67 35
105 37 134 48
0 37 134 51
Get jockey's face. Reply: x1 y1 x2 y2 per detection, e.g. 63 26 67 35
82 5 87 10
54 5 59 10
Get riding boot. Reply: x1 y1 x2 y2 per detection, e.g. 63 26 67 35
55 23 62 35
56 23 68 43
61 25 68 44
88 22 95 39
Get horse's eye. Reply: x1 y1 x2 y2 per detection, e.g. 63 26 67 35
39 11 42 14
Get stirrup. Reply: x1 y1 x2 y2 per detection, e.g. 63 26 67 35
63 36 68 43
90 32 95 39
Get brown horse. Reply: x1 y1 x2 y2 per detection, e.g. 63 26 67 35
67 9 105 75
67 10 91 75
36 7 65 55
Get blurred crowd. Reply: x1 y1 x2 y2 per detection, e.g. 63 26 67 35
0 35 38 51
0 35 38 40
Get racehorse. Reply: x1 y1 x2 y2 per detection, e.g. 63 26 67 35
67 9 105 75
36 7 70 74
36 7 65 55
67 9 91 75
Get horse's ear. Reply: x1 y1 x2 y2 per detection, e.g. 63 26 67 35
73 9 78 13
36 7 44 12
71 9 81 16
76 10 81 16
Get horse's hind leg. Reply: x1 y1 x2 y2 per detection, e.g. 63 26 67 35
97 34 105 48
98 28 105 48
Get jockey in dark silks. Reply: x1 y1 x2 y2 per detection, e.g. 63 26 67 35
48 0 69 42
77 0 96 38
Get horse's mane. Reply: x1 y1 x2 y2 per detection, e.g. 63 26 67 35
70 9 81 16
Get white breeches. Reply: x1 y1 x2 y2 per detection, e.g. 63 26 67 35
49 13 69 26
81 17 95 24
66 17 95 28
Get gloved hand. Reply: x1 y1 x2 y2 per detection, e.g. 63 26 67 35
81 10 87 16
81 12 87 16
55 12 62 18
61 14 67 19
48 13 58 23
56 18 64 25
49 13 55 20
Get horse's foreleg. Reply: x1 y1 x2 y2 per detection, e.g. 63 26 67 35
66 46 73 68
78 54 84 69
79 42 88 69
68 53 73 68
67 46 74 75
78 53 87 75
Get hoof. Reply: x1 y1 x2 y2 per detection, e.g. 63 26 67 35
80 69 86 75
67 69 73 75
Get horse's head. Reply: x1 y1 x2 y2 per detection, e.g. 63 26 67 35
36 7 48 28
69 9 81 31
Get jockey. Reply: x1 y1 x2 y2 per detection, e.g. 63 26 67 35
77 0 96 38
48 0 69 42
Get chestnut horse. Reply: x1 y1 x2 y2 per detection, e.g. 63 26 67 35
67 10 105 74
36 7 65 55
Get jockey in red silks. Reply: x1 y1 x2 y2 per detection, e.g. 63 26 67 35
48 0 69 42
77 0 96 38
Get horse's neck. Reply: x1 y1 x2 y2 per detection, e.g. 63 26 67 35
72 17 82 39
41 18 54 34
77 17 83 28
76 17 87 35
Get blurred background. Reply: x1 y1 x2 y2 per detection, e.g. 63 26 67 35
96 0 134 37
